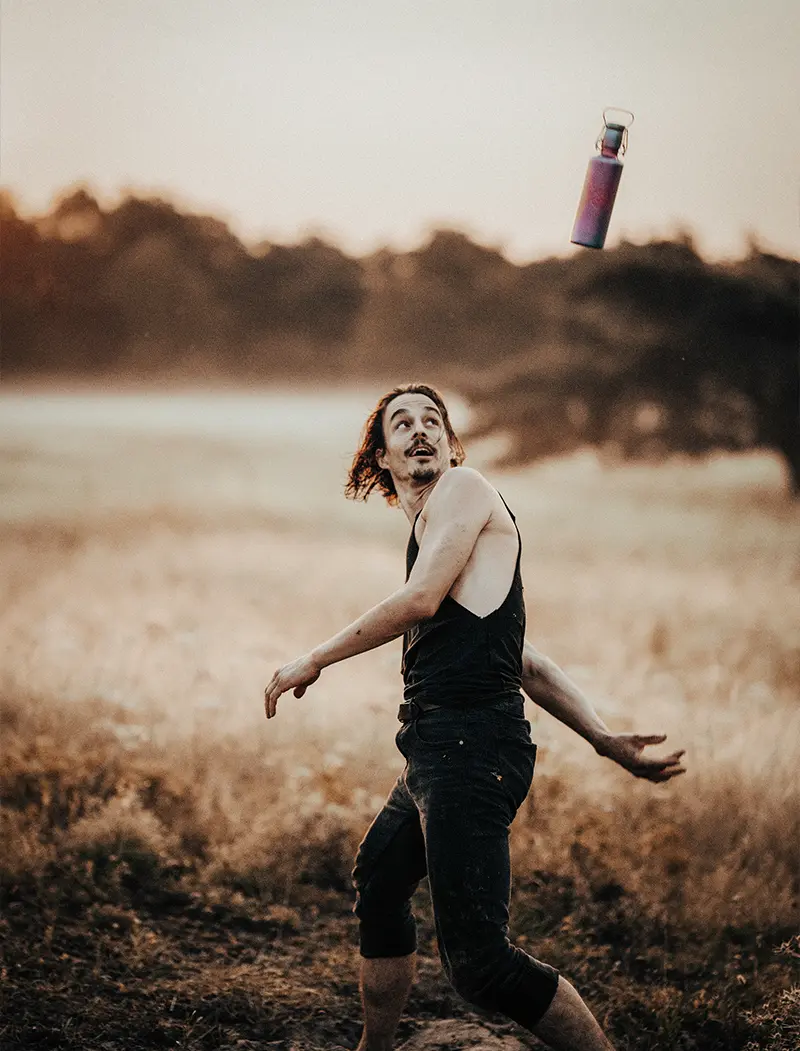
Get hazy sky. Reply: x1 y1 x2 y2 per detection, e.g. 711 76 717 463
2 0 798 261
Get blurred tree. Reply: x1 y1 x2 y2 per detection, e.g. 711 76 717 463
354 229 543 373
0 193 47 370
43 186 104 243
2 186 796 491
230 236 366 353
0 191 126 373
101 231 235 361
462 240 800 492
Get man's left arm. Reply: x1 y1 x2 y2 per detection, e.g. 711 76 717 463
264 468 494 718
522 640 686 782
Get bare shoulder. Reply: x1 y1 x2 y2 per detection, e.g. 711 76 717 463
434 467 517 535
435 465 492 493
417 468 497 537
427 466 494 506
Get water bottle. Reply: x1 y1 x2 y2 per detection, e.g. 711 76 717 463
571 108 634 249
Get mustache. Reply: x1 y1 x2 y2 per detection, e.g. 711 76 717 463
407 441 436 455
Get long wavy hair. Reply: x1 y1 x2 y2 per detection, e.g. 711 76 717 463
345 384 465 505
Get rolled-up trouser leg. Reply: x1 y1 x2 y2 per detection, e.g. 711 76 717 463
352 772 427 958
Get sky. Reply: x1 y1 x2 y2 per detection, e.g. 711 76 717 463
2 0 798 262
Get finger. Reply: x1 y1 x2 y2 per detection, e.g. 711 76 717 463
644 762 687 782
638 749 686 768
264 674 278 705
294 685 306 698
651 766 687 782
661 750 685 764
266 681 283 719
633 734 668 746
646 750 685 766
635 762 680 779
630 755 684 775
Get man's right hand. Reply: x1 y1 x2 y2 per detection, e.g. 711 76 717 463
594 732 686 782
264 654 321 720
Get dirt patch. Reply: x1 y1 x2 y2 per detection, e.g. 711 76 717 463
1 869 797 1051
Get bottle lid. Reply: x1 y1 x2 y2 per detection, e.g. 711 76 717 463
600 125 625 156
596 108 634 157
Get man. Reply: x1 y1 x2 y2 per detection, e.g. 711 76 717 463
264 384 685 1051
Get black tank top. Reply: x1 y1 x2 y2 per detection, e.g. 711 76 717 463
401 495 526 707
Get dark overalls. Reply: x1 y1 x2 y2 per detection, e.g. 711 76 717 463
352 499 559 1029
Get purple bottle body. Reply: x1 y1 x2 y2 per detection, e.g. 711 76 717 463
571 122 626 249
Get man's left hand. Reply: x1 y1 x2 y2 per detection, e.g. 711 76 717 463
595 732 686 782
264 654 321 719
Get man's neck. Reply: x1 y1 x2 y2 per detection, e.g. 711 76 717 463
396 472 445 524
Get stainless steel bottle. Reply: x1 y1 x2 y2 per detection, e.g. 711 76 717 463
571 108 634 249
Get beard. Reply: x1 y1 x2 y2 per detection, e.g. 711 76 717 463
409 462 438 484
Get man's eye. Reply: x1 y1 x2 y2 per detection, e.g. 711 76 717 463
397 420 410 429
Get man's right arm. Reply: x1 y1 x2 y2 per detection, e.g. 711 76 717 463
264 468 494 719
522 641 686 782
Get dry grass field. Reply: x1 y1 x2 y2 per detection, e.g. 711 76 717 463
1 386 798 1050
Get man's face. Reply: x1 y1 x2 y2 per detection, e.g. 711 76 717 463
378 392 450 488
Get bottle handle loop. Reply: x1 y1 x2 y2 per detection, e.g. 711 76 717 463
602 107 635 128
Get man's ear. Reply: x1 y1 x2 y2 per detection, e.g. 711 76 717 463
376 448 388 470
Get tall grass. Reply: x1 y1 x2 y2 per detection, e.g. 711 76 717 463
1 388 798 1046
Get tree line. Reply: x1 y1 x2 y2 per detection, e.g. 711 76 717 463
2 187 797 489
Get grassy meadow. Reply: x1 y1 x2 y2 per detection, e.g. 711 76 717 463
0 386 798 1050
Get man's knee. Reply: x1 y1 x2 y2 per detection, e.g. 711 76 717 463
447 963 493 1009
446 946 506 1010
351 820 424 960
353 875 418 959
445 941 559 1021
